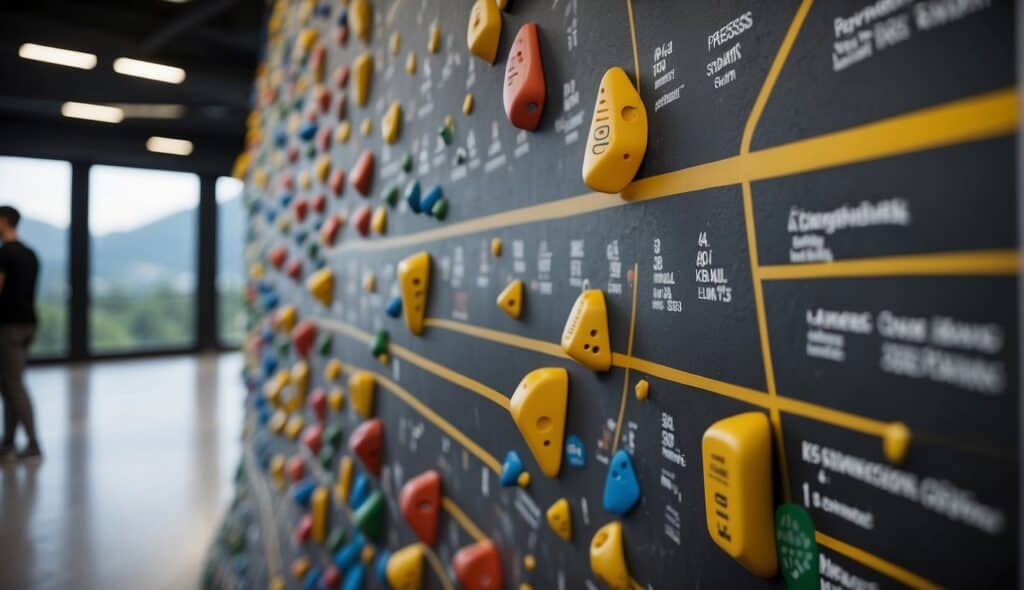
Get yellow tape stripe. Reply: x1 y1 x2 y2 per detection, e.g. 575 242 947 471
419 543 456 590
425 317 568 358
625 0 640 87
816 532 943 590
441 496 488 543
317 317 511 411
339 357 503 475
759 250 1020 280
611 263 640 454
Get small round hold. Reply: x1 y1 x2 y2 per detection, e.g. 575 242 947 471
523 554 536 571
882 422 911 464
463 93 475 115
634 378 649 401
517 471 531 488
360 118 373 136
491 237 503 257
361 544 376 564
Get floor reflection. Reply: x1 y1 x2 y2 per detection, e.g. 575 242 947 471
0 353 243 590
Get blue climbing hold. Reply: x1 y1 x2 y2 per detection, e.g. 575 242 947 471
261 292 279 311
375 549 391 582
274 128 288 148
261 353 278 377
341 563 365 590
299 121 318 142
500 450 524 487
292 478 317 508
337 9 348 26
333 533 366 571
385 296 402 318
565 434 586 468
280 193 294 207
303 567 321 590
404 181 422 213
602 449 641 515
349 473 371 509
420 186 443 216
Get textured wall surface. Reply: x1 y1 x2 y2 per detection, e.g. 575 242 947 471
206 1 1019 589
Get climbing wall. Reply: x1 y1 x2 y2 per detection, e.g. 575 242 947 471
206 1 1020 589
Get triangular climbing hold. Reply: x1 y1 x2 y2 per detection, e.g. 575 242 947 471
561 289 612 371
348 371 376 418
307 267 334 306
397 251 431 335
496 279 524 319
546 498 572 542
353 490 385 540
602 449 641 516
500 450 524 487
590 521 631 590
349 418 383 476
292 320 318 358
385 544 424 590
466 0 501 64
509 367 568 478
399 470 441 546
582 67 648 193
502 23 545 131
452 540 503 590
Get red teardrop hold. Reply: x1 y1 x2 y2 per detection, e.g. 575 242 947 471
293 199 309 222
328 167 346 196
286 259 303 281
322 565 342 589
292 320 317 357
286 455 305 482
282 173 296 191
317 87 332 114
313 193 327 214
287 145 300 163
335 65 350 88
349 418 383 476
350 149 374 196
502 23 545 131
321 214 343 246
353 205 372 237
294 514 313 544
316 126 332 152
399 470 442 546
301 424 323 454
268 245 288 269
452 540 503 590
310 388 328 422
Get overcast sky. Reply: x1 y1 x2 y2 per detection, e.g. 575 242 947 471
0 156 243 235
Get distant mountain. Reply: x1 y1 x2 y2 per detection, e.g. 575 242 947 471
16 197 245 295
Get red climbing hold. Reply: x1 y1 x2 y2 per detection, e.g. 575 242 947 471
294 514 313 544
452 540 503 590
286 455 305 482
399 470 442 546
349 418 383 476
310 388 328 422
286 258 303 281
268 245 288 269
321 214 344 246
301 424 323 454
292 320 317 358
350 149 374 196
328 167 346 196
503 23 546 131
313 193 327 214
353 204 372 237
293 199 309 222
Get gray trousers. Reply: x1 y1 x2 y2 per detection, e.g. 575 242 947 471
0 324 37 448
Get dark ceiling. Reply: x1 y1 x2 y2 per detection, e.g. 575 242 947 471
0 0 267 174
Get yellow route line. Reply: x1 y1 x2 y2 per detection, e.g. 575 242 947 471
759 249 1020 280
816 532 943 590
418 543 456 590
611 263 640 454
739 0 816 505
329 87 1017 256
625 0 640 87
441 496 488 543
317 317 511 411
339 357 504 474
425 315 893 438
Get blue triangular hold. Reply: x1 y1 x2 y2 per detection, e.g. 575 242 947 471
385 296 402 318
602 449 641 515
292 478 317 508
375 549 391 582
333 533 366 572
420 186 443 217
405 181 422 213
349 473 371 509
500 450 524 486
342 563 366 590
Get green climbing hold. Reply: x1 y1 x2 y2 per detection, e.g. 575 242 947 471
354 490 385 540
318 335 333 356
327 527 347 552
307 242 320 259
454 147 467 166
438 124 453 146
319 445 335 470
431 198 449 220
384 185 400 207
775 503 820 590
401 153 414 173
371 330 389 357
326 423 343 449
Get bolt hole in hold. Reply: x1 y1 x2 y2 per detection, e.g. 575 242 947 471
594 530 608 547
412 278 421 285
527 102 536 112
543 439 550 446
536 416 552 432
590 329 597 336
621 104 638 121
508 299 516 306
612 470 620 480
623 153 630 160
473 16 480 28
583 343 590 350
592 346 600 354
419 501 431 512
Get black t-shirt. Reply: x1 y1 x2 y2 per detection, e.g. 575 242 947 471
0 241 39 325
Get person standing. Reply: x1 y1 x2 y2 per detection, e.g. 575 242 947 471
0 205 41 463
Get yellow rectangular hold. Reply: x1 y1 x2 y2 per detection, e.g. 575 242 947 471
701 412 777 578
312 486 329 542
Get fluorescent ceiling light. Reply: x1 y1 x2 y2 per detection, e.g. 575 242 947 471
110 103 187 119
19 43 97 70
147 136 193 156
113 57 186 84
61 101 123 123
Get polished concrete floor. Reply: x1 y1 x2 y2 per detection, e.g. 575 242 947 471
0 353 244 590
